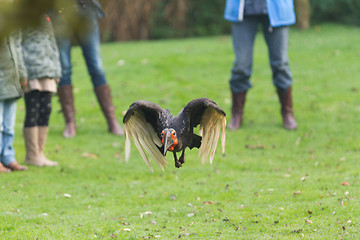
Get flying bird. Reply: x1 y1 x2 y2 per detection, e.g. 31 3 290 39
123 98 226 171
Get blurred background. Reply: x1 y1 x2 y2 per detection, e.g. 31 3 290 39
1 0 359 42
97 0 359 42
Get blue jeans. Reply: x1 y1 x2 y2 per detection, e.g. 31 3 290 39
230 15 293 93
57 18 107 88
0 99 17 166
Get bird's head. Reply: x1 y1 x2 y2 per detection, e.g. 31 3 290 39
161 128 179 155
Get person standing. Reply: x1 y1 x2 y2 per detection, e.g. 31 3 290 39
54 0 123 138
21 15 61 166
0 31 28 172
224 0 298 130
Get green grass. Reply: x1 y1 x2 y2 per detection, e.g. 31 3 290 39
1 24 360 239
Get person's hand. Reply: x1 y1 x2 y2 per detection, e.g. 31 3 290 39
21 78 28 87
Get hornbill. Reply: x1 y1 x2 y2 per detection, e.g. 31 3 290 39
123 98 226 171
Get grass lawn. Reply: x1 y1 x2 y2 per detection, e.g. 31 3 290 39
1 24 360 239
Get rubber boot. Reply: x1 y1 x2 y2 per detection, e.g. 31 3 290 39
277 87 298 130
38 126 58 166
58 85 76 138
94 84 124 135
227 90 247 130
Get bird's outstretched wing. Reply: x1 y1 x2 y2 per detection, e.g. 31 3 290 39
181 98 226 164
123 101 168 172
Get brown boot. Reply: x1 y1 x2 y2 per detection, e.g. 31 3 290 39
94 84 124 135
23 127 57 167
23 127 42 166
227 90 246 130
277 87 298 130
0 162 11 173
58 85 76 138
5 161 28 171
38 126 58 166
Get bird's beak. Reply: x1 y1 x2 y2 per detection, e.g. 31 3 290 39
163 132 173 156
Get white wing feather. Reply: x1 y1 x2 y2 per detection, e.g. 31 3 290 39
198 108 226 164
124 111 168 171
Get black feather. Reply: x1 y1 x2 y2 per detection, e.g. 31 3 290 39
123 98 226 169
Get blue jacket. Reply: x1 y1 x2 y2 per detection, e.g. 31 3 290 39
224 0 295 27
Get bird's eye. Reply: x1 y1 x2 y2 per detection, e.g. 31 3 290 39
171 131 176 137
161 131 164 137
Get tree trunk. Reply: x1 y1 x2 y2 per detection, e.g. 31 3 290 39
99 0 159 42
295 0 310 29
98 0 190 42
